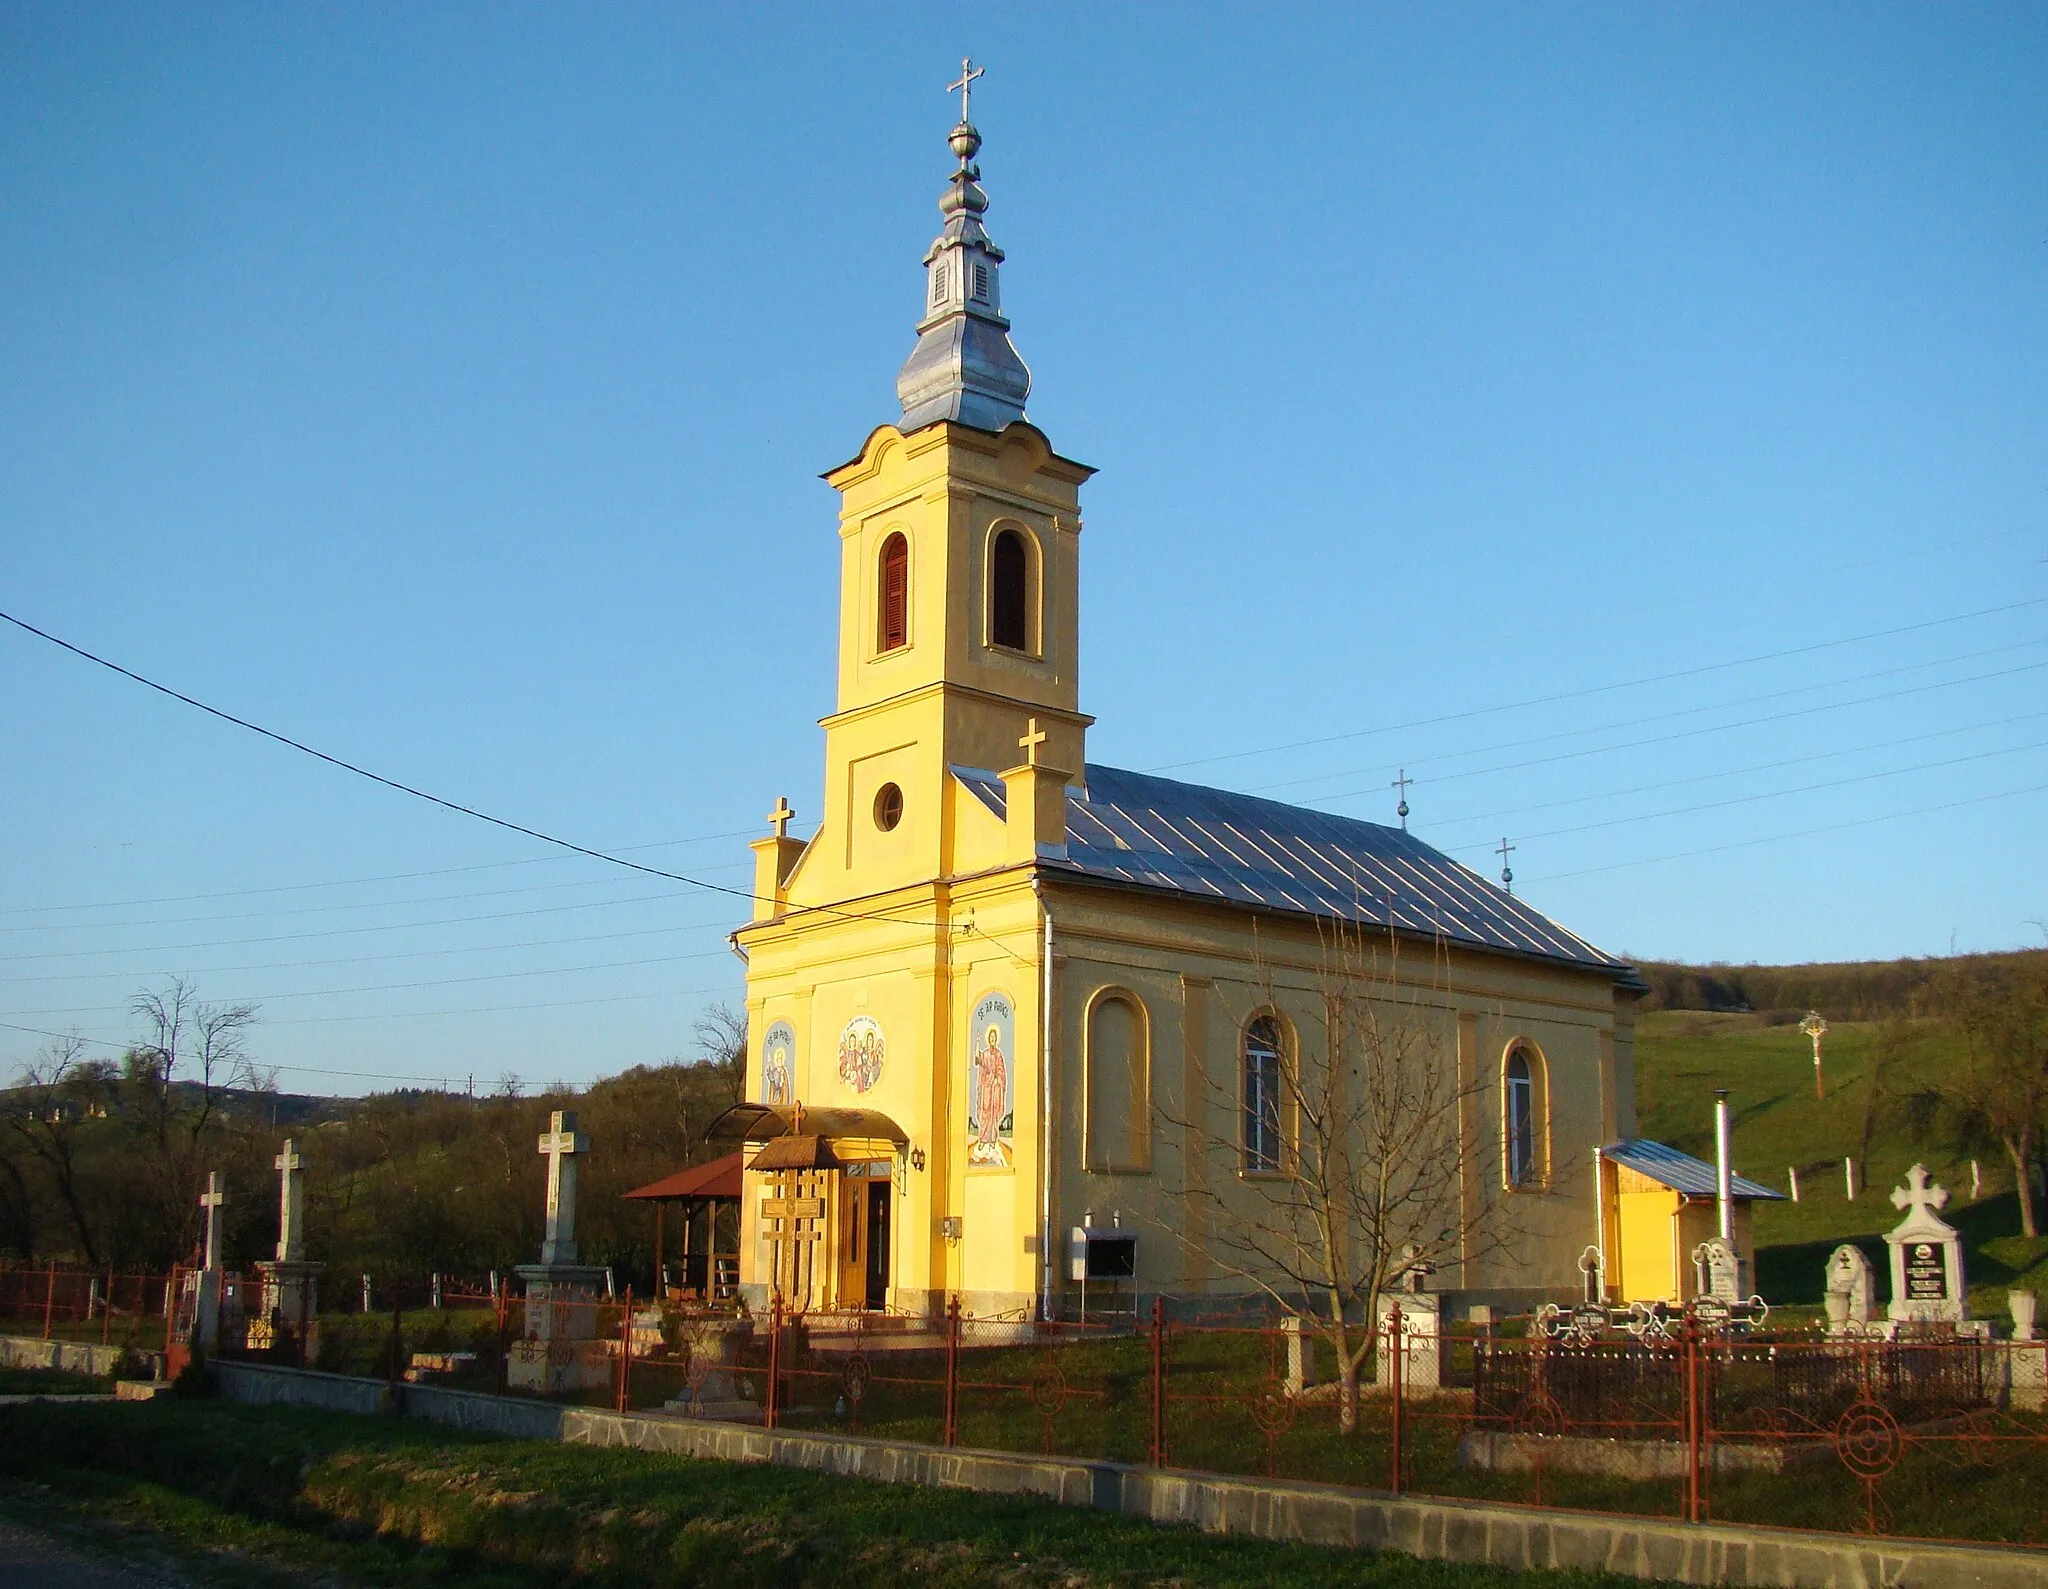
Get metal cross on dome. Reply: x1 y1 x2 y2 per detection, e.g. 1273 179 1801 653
1496 836 1516 894
948 56 985 123
1391 769 1413 832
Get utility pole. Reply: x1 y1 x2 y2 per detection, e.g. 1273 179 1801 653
1798 1011 1828 1101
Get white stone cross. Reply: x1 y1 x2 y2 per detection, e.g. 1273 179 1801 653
1891 1162 1949 1222
274 1139 306 1263
198 1171 227 1272
538 1110 589 1267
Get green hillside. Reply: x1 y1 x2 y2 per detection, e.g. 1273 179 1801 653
1632 1007 2048 1309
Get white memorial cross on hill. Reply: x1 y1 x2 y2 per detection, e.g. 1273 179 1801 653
539 1110 590 1267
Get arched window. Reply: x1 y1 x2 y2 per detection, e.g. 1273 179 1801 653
990 527 1030 651
1505 1047 1536 1188
1242 1016 1283 1173
878 533 908 652
1085 992 1148 1172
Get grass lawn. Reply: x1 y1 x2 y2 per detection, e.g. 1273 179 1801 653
1633 1010 2048 1309
0 1365 111 1396
0 1398 1676 1589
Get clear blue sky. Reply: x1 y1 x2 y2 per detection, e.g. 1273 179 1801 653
4 5 2044 1097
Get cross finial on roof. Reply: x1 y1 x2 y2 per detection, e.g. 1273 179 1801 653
1496 836 1516 893
947 56 985 124
1392 769 1412 831
768 797 795 840
1890 1162 1949 1220
1019 717 1049 767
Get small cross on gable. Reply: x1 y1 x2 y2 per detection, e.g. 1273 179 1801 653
1891 1162 1949 1221
1018 717 1049 768
768 797 795 839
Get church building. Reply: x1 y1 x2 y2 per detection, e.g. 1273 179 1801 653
718 94 1644 1322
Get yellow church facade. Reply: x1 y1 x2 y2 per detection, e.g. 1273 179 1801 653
722 102 1644 1322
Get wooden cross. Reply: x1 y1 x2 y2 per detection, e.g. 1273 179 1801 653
1496 836 1515 893
1018 717 1049 768
768 797 795 839
1391 769 1413 831
198 1171 227 1271
1890 1162 1949 1220
948 56 985 122
1799 1010 1828 1100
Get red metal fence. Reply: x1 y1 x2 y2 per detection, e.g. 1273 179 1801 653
0 1264 173 1350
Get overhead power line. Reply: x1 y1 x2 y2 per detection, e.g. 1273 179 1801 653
0 608 945 934
1150 595 2047 775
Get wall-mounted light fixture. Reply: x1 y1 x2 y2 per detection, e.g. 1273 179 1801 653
910 1146 926 1172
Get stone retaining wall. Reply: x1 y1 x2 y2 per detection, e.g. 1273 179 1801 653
0 1333 162 1380
207 1361 2048 1589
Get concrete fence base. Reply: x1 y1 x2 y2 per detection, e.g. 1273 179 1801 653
206 1360 2046 1589
0 1333 163 1381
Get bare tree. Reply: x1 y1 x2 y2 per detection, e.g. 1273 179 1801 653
4 1035 115 1265
1155 919 1528 1433
1921 953 2048 1237
693 1001 748 1107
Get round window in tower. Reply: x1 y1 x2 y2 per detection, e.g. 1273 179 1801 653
873 783 905 832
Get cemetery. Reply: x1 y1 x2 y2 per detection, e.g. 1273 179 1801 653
6 1101 2043 1567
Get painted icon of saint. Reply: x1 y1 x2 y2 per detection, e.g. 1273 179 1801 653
969 1023 1009 1167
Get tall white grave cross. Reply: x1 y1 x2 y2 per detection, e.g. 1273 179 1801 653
198 1171 228 1272
538 1110 590 1267
274 1139 307 1262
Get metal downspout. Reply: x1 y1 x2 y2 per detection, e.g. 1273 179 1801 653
1033 876 1055 1322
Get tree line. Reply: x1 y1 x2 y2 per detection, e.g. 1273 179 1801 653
0 979 745 1286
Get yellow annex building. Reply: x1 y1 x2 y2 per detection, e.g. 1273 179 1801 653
720 99 1657 1322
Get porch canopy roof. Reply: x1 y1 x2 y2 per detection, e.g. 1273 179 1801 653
706 1101 909 1156
622 1150 744 1203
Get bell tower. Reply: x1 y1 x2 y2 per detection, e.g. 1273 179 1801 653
781 78 1094 912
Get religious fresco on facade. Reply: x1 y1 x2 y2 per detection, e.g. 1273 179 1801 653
837 1015 885 1093
760 1019 794 1106
966 991 1015 1168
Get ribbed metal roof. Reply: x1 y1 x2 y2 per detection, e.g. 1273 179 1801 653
1604 1138 1786 1200
952 762 1632 976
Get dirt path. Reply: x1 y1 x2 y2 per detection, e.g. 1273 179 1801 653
0 1517 190 1588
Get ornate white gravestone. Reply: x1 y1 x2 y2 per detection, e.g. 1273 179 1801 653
1823 1244 1877 1334
1693 1236 1742 1304
511 1110 610 1393
1884 1164 1965 1326
250 1139 324 1358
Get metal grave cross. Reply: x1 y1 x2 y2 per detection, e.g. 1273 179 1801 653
1018 717 1049 767
1392 769 1413 831
537 1110 590 1267
947 56 985 123
1890 1162 1949 1222
1496 836 1516 893
768 796 796 839
198 1171 228 1272
274 1139 307 1262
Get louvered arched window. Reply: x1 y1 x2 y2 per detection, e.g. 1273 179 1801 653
878 534 909 653
990 528 1029 651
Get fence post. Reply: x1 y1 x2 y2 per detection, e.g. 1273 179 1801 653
764 1295 782 1431
494 1281 510 1394
389 1302 404 1386
1388 1304 1404 1497
1149 1295 1167 1468
101 1265 114 1346
943 1296 961 1447
616 1287 634 1413
41 1265 56 1340
1682 1316 1702 1524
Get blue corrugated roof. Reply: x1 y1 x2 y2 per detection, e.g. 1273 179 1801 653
1604 1138 1786 1200
952 762 1631 975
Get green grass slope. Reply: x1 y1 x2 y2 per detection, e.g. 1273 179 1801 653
1632 1009 2048 1310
